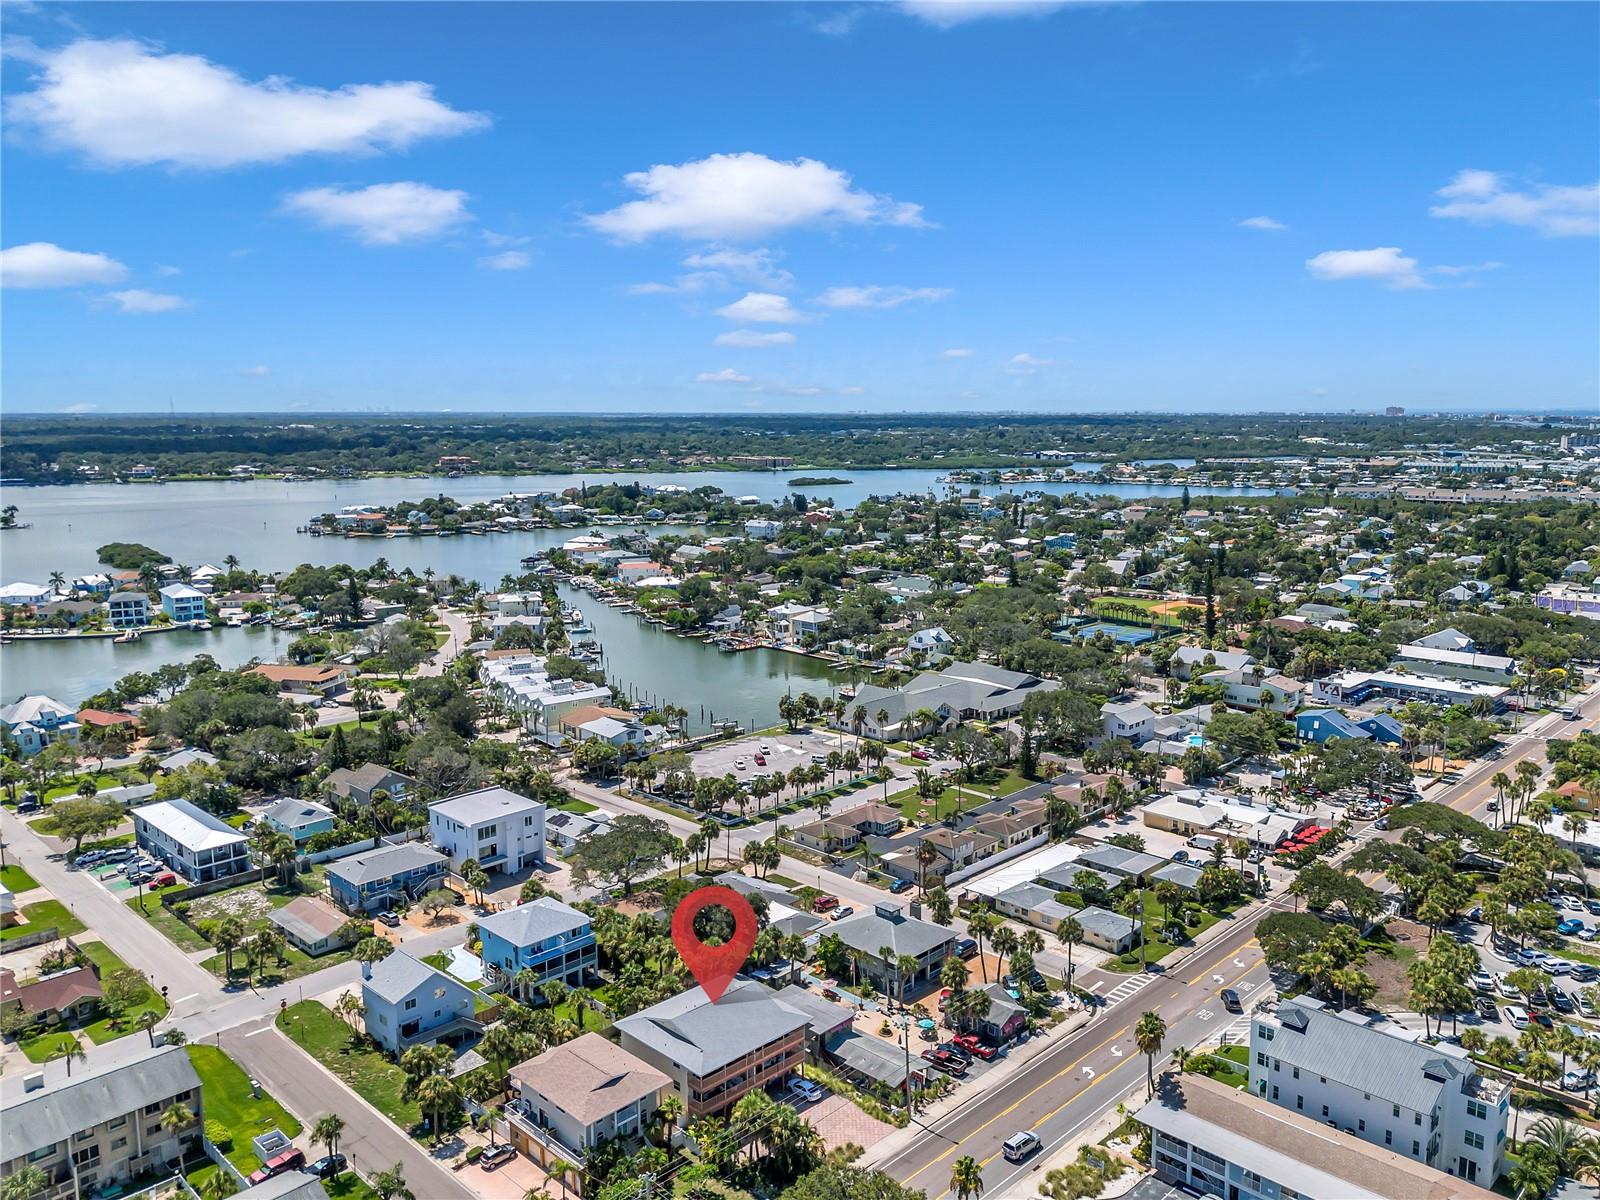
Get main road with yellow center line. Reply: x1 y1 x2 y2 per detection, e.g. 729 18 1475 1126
879 683 1600 1199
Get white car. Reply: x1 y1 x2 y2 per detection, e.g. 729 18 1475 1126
759 743 771 754
1504 1005 1530 1030
1564 896 1586 911
1564 1070 1595 1092
1548 959 1577 977
1496 975 1520 999
787 1077 825 1103
1471 972 1495 994
735 758 747 770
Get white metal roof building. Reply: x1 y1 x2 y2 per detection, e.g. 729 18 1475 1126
131 797 251 882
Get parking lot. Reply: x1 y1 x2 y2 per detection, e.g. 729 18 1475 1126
690 728 861 782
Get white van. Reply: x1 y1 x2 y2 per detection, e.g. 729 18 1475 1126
1186 834 1220 852
1504 1005 1530 1030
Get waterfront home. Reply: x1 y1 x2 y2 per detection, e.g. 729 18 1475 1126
768 601 832 642
260 797 337 843
506 1033 669 1165
269 896 355 956
0 696 80 757
479 656 612 737
828 902 957 995
477 897 598 996
0 965 103 1029
0 1044 203 1200
246 663 352 697
325 842 447 914
906 626 955 660
840 661 1058 739
131 798 251 883
427 786 545 875
157 583 207 623
71 574 112 596
0 581 52 607
76 709 139 734
744 517 783 540
616 980 810 1120
360 951 477 1054
37 599 101 626
324 763 417 807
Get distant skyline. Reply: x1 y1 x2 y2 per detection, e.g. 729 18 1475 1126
2 1 1596 415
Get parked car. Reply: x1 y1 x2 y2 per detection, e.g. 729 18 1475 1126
74 851 106 868
125 871 152 885
955 937 979 959
788 1077 826 1103
1572 964 1599 982
937 1041 974 1065
910 748 932 761
1548 958 1577 977
1504 1005 1531 1030
1002 1131 1042 1163
812 895 839 912
1564 896 1586 911
890 878 914 894
1565 1070 1596 1093
377 910 401 927
151 872 178 888
306 1155 347 1180
954 1033 998 1060
829 906 855 921
753 753 767 766
1558 918 1586 935
921 1048 968 1075
735 758 747 771
1470 971 1495 993
1585 899 1600 916
1581 994 1599 1019
479 1144 517 1170
248 1149 306 1185
1475 997 1499 1021
1171 850 1190 863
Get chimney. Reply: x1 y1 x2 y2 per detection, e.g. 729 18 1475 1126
361 960 373 980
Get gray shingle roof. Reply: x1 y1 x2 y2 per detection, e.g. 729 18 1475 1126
362 950 462 1005
616 980 811 1076
829 903 957 962
327 842 446 886
477 896 589 948
1 1044 201 1162
1266 997 1464 1112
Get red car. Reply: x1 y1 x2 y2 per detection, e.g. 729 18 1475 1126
248 1149 305 1186
754 753 767 765
812 895 839 912
938 989 952 1010
910 748 932 761
151 872 177 888
954 1034 998 1060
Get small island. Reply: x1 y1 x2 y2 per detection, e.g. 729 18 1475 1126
788 476 852 486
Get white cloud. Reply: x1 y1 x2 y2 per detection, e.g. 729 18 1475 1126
814 7 866 35
624 275 718 296
1 241 128 288
815 284 952 309
898 0 1071 28
1007 353 1056 373
1430 169 1599 237
696 368 752 384
5 37 486 169
478 250 531 271
1305 247 1426 290
283 182 470 245
242 364 270 377
715 330 797 348
481 230 531 248
715 291 811 324
942 348 974 358
585 152 927 242
61 403 99 414
105 288 186 313
682 246 793 290
1238 215 1286 231
154 264 181 277
1431 261 1504 277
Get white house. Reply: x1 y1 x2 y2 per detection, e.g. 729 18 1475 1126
744 518 783 540
0 582 52 607
132 798 251 882
1248 996 1507 1187
428 786 545 876
0 695 81 757
1099 701 1157 745
906 627 955 659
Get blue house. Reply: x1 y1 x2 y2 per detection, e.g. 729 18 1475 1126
477 896 598 998
361 951 477 1053
159 583 207 623
261 797 337 843
1296 709 1406 746
326 842 448 914
1043 533 1076 552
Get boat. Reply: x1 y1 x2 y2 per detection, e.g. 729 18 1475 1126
113 630 142 644
190 620 213 631
226 616 245 628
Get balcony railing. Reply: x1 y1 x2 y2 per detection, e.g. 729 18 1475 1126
506 1104 588 1166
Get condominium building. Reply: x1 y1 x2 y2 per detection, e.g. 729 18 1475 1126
0 1045 203 1200
132 798 251 883
1248 997 1507 1186
427 786 545 876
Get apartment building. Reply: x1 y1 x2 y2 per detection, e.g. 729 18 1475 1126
132 798 251 883
427 786 545 876
1248 997 1507 1186
0 1045 203 1200
616 981 810 1120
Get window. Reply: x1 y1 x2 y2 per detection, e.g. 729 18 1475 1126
1359 1119 1366 1132
1467 1100 1488 1120
1464 1132 1485 1151
1393 1104 1401 1118
1256 1052 1269 1067
1414 1113 1422 1126
1240 1171 1264 1190
404 998 417 1011
1271 1085 1279 1100
1321 1105 1329 1118
1385 1131 1393 1146
144 1102 162 1115
1295 1095 1303 1111
1259 1025 1274 1042
73 1147 100 1167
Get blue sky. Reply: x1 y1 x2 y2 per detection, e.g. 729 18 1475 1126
2 1 1596 415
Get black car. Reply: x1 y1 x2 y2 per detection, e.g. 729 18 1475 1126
1476 997 1499 1020
306 1155 347 1180
954 938 979 959
1220 988 1242 1013
889 878 914 894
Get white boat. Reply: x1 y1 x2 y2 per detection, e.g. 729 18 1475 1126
190 620 213 631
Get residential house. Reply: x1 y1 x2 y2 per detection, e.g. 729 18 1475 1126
105 591 151 629
1297 709 1405 745
1138 1073 1499 1200
1199 666 1305 714
828 902 957 994
157 584 207 623
325 843 448 914
1099 701 1157 746
0 696 80 757
269 896 355 956
744 518 783 540
1171 647 1255 681
479 657 612 737
76 709 139 735
324 763 418 808
0 1044 203 1200
1248 996 1508 1186
840 661 1059 739
477 897 598 997
969 983 1028 1043
36 600 101 627
157 748 217 773
0 966 103 1030
615 980 810 1120
0 582 52 607
360 951 477 1054
245 664 352 697
906 627 955 660
427 786 545 875
259 797 337 843
506 1034 669 1166
1076 843 1165 883
545 808 613 853
131 798 250 882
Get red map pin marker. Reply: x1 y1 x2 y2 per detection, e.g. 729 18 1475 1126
671 885 758 1003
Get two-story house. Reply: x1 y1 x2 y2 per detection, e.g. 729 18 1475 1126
324 764 418 808
1098 701 1157 746
0 1044 203 1200
260 797 337 844
157 584 207 624
325 843 448 914
427 787 545 876
616 981 810 1121
0 696 80 758
506 1034 669 1167
105 591 151 630
477 897 598 997
360 952 477 1055
131 798 250 883
829 903 957 995
1248 996 1508 1186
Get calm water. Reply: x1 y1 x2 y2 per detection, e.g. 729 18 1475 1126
0 464 1271 713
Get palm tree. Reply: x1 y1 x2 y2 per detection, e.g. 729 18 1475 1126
1134 1010 1167 1097
951 1155 984 1200
967 909 996 982
313 1113 346 1161
543 1162 574 1200
477 1023 522 1097
916 839 939 893
160 1101 195 1136
1056 916 1084 989
656 1093 684 1147
4 1165 49 1200
371 1163 414 1200
138 1009 162 1045
53 1035 87 1077
416 1073 461 1142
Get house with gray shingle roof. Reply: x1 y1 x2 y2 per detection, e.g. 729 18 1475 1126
360 951 477 1053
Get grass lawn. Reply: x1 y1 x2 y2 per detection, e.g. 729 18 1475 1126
19 1029 82 1063
79 941 169 1044
0 864 39 893
550 794 598 814
325 1173 381 1200
1 899 87 943
187 1044 303 1170
1187 1047 1250 1089
1103 892 1237 973
224 812 252 828
43 772 130 801
202 942 356 987
277 1001 422 1131
81 834 135 854
128 893 213 952
28 815 62 836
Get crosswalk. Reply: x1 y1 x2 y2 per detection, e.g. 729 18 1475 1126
1099 972 1156 1008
